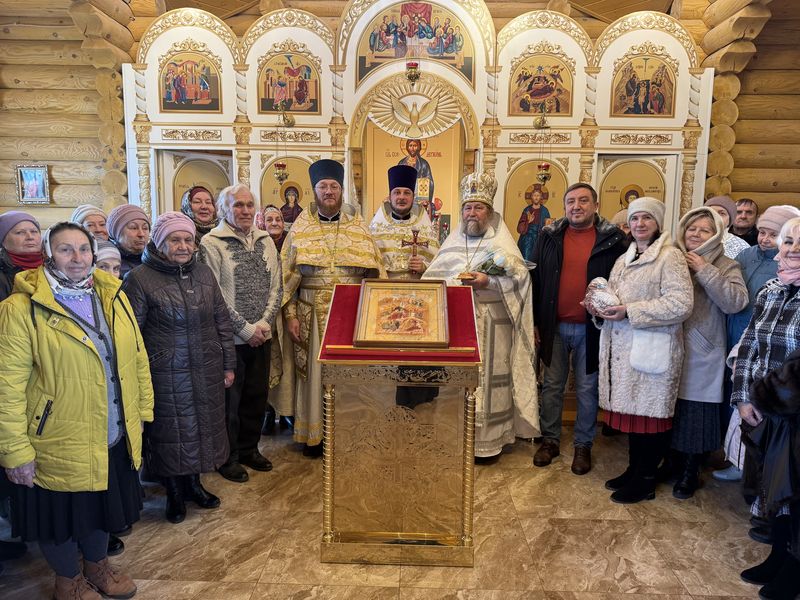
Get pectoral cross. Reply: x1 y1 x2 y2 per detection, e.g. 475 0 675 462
401 227 429 275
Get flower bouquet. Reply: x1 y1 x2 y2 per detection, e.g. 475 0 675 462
475 250 507 276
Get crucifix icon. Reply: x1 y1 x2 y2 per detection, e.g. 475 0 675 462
401 227 429 275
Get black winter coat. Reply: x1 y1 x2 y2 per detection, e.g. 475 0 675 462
531 215 628 372
113 241 143 279
0 249 22 302
122 244 236 476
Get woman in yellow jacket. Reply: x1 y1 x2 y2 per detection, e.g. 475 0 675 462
0 222 154 600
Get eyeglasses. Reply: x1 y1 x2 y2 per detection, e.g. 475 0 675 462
315 183 341 193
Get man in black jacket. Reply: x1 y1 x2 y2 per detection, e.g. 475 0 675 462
531 183 628 475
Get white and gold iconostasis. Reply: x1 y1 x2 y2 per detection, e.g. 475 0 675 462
123 3 713 238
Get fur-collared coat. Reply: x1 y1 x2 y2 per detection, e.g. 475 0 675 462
598 233 694 418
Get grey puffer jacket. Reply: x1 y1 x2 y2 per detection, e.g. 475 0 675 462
122 243 236 476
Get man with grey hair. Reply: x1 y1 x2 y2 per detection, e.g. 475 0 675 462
200 183 282 482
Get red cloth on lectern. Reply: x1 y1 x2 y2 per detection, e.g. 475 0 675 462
319 284 480 364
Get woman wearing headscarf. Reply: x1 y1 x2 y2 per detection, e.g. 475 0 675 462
704 196 750 259
592 198 694 504
734 217 800 600
670 207 747 499
256 205 293 432
70 204 109 241
107 205 151 277
122 212 235 524
0 211 42 301
0 222 153 600
180 186 218 244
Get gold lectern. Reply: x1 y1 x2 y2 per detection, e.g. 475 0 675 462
318 284 480 567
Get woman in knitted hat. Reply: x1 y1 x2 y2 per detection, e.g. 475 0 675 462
0 211 42 302
0 221 153 600
180 186 218 244
715 204 800 484
95 241 122 279
589 197 694 503
670 207 747 499
122 212 235 524
106 205 151 277
704 196 750 259
70 204 108 241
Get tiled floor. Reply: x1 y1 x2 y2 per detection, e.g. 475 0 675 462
0 427 766 599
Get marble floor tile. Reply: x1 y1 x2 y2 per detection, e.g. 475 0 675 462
258 526 401 587
252 583 400 599
507 466 632 521
131 580 256 599
400 589 547 599
121 508 279 582
472 467 516 518
400 515 542 591
638 518 765 597
520 518 687 594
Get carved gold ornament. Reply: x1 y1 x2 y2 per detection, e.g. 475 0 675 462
138 8 241 64
610 133 673 145
260 130 322 143
162 129 222 141
509 132 571 144
256 39 322 74
352 73 476 146
554 156 570 170
243 9 335 56
594 12 698 68
613 41 679 74
498 10 592 61
158 38 222 73
507 156 522 169
259 154 276 169
654 158 668 173
510 40 576 75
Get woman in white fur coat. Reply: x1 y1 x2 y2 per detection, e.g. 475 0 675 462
670 207 748 500
593 197 694 504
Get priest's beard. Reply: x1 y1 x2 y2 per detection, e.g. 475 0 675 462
465 220 488 237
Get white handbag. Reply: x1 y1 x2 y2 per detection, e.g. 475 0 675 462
629 329 671 374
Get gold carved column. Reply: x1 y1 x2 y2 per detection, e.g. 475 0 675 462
682 119 702 217
132 119 152 216
578 126 598 185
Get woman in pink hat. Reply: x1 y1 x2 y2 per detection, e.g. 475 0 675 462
122 212 235 524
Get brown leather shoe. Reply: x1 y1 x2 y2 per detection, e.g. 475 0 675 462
571 446 592 475
83 558 136 599
533 439 560 467
53 574 102 600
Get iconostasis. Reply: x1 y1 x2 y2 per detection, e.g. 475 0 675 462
123 2 713 239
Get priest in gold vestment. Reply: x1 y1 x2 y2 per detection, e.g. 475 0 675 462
282 159 384 456
369 165 439 279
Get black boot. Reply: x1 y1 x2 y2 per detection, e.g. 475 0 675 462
163 477 186 524
742 516 791 586
673 453 702 500
262 404 277 435
106 534 124 556
279 416 294 431
610 433 660 504
758 553 800 599
183 474 220 509
606 434 638 491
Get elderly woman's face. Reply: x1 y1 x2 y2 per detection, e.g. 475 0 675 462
3 220 41 253
684 216 715 252
778 225 800 263
117 219 150 254
162 231 194 265
51 229 93 282
82 215 108 241
190 190 215 224
264 211 284 240
629 211 659 243
710 206 730 229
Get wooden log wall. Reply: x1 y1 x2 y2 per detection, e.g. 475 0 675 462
0 0 142 224
728 0 800 206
